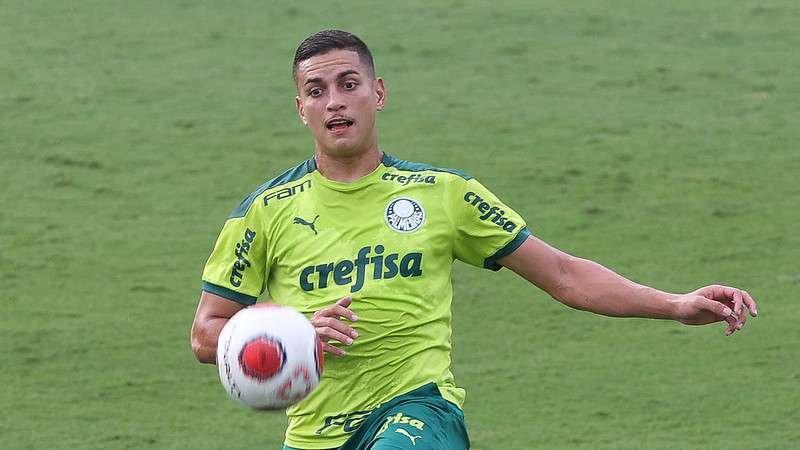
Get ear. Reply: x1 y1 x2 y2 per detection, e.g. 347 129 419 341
295 95 308 126
374 77 386 111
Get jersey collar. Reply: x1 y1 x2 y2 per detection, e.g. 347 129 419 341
311 151 391 192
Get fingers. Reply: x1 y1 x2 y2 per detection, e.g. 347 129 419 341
706 294 738 336
717 302 738 336
732 289 760 333
742 290 758 317
694 285 758 334
699 297 732 320
696 284 737 301
311 296 359 356
739 306 747 329
313 316 359 343
313 296 359 322
693 297 736 335
724 312 738 336
321 342 347 357
733 288 744 332
336 296 353 309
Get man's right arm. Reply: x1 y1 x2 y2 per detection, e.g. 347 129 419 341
190 291 246 364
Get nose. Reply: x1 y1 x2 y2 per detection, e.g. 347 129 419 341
326 90 346 112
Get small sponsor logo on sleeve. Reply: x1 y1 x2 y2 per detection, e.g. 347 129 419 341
464 191 518 233
230 228 256 287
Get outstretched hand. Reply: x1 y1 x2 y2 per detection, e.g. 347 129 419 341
311 296 359 356
673 285 758 336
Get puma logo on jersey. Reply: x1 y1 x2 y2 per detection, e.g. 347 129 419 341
293 215 319 235
395 428 422 445
229 228 256 287
299 245 423 293
464 191 518 233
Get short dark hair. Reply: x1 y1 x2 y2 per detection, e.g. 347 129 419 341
292 30 375 80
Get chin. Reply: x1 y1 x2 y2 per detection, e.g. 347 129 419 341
319 139 367 157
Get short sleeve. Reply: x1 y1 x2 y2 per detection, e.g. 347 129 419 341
451 178 531 271
201 199 269 305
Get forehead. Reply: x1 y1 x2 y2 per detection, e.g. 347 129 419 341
295 49 368 84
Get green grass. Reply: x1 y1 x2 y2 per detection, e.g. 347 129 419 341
2 1 799 449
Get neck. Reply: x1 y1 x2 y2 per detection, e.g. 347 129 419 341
314 148 384 182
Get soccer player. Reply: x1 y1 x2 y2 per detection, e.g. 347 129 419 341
191 30 758 450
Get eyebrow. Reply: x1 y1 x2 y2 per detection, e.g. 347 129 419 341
304 69 360 86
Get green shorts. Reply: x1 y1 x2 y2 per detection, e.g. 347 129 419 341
284 383 470 450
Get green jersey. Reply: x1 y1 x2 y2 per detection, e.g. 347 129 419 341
201 153 529 449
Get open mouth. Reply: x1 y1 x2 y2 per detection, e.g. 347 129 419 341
325 118 354 132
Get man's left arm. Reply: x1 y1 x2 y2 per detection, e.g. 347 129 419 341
498 235 758 335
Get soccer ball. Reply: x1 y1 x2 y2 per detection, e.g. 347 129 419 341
216 304 324 410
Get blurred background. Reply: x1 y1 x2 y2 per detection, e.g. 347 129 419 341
1 1 798 448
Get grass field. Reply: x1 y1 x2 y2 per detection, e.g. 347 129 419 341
2 1 799 449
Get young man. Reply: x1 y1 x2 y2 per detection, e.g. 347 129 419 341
191 30 757 450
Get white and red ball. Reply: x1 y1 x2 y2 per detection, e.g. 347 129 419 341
216 304 323 410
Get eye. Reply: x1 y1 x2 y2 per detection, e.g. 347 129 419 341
343 80 358 90
308 87 322 98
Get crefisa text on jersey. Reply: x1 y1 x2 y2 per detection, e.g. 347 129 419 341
381 172 436 185
464 191 518 233
229 228 256 287
300 245 422 293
